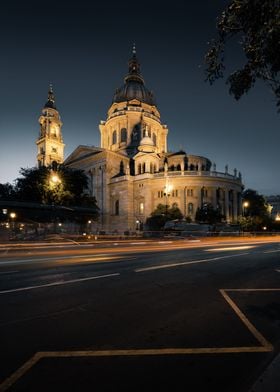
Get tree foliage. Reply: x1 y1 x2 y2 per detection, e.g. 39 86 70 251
0 165 98 209
146 203 183 230
13 165 93 206
240 188 273 230
195 203 224 224
205 0 280 109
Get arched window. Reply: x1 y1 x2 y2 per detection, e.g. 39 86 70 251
121 128 127 143
177 164 181 171
170 165 175 171
190 164 194 171
120 161 124 174
138 164 141 175
188 203 194 214
152 133 156 145
112 130 117 144
115 200 119 215
154 164 157 173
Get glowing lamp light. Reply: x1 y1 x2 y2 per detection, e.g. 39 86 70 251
51 175 60 184
10 212 16 219
243 201 249 208
275 213 280 222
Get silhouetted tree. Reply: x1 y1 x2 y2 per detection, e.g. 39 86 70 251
240 188 272 230
146 203 183 230
205 0 280 110
195 203 224 224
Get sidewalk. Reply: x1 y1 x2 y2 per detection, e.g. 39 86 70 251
248 352 280 392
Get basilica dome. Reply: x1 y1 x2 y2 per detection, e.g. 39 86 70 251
113 48 156 106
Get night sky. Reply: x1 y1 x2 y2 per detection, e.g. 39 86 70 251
0 1 279 195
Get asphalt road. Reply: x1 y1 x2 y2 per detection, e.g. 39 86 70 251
0 237 280 391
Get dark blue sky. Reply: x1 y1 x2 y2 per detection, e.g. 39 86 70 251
0 1 279 195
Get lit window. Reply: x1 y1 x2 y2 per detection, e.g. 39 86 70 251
139 202 144 214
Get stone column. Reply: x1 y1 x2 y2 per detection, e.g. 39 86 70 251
233 190 238 222
212 187 217 209
197 187 202 209
224 189 230 223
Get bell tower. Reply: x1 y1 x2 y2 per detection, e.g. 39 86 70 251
36 85 65 167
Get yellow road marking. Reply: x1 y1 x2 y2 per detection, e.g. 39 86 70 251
0 288 277 391
220 289 273 350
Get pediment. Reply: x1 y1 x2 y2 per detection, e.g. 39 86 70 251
64 145 103 165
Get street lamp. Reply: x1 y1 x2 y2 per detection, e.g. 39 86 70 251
163 183 173 216
243 201 249 216
49 172 61 233
9 212 16 239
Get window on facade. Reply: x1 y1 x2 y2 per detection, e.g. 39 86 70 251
40 147 44 154
188 203 194 214
112 130 117 144
139 202 144 214
120 161 124 174
121 128 127 143
187 189 193 197
51 147 57 153
115 200 119 215
152 133 157 146
138 164 141 174
177 164 181 171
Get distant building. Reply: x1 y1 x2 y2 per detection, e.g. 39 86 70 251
37 48 244 232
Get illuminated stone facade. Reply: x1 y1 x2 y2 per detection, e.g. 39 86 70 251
36 86 64 168
64 49 244 232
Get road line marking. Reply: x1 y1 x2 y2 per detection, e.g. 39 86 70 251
1 288 276 390
130 242 147 245
0 270 18 275
0 352 43 391
220 289 273 350
263 249 280 253
0 273 120 295
0 345 271 391
135 253 249 272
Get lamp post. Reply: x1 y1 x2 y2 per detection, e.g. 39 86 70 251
49 172 61 233
163 182 173 216
9 212 16 239
243 201 249 217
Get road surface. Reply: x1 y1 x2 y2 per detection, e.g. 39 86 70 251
0 236 279 391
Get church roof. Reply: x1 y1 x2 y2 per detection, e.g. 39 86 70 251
113 46 156 106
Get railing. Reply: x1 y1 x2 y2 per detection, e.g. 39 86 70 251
152 171 241 181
